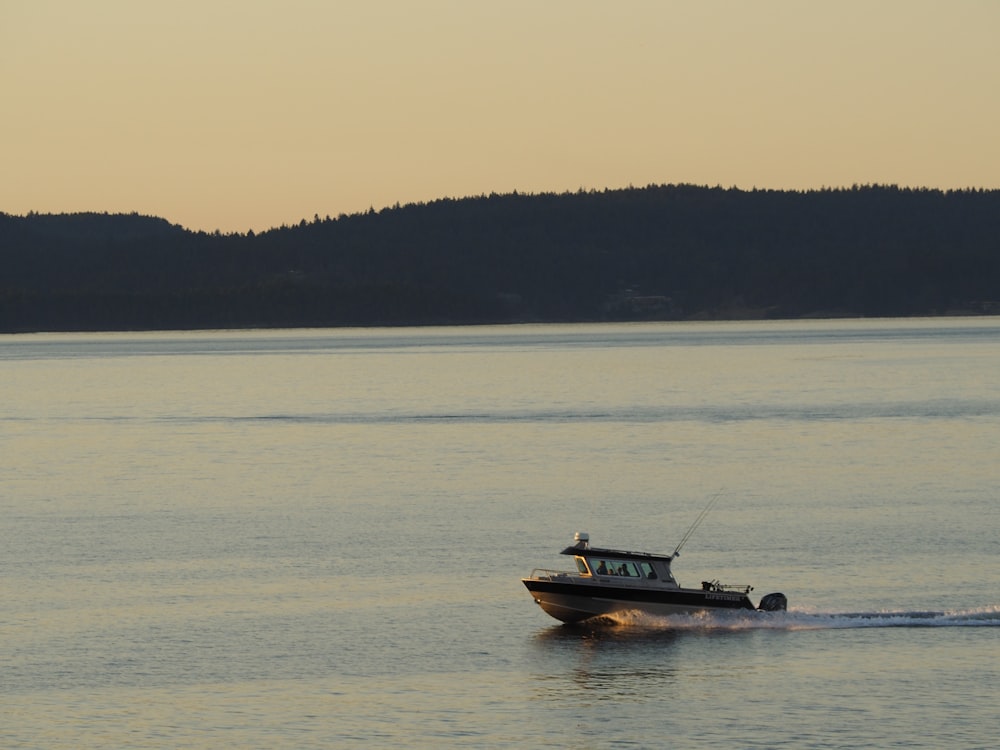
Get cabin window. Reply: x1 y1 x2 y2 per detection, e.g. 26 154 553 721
593 560 641 577
575 557 591 575
593 559 613 575
639 562 657 579
616 562 640 578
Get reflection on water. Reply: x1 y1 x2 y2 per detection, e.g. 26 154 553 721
530 623 683 704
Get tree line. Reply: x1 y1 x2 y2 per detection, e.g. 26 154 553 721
2 184 999 332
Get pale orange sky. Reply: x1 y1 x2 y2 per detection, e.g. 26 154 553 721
3 1 999 232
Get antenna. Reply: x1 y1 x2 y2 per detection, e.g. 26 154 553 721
672 490 724 558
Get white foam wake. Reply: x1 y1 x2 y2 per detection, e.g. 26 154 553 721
605 604 1000 630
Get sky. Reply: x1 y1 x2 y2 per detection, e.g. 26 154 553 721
3 0 999 233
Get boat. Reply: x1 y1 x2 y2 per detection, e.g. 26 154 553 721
522 531 787 624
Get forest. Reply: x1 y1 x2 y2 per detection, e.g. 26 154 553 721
2 184 999 332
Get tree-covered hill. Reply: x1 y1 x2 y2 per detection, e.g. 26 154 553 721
2 184 999 332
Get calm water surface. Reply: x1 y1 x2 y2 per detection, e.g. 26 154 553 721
3 319 999 748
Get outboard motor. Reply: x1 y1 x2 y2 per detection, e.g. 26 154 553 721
758 592 788 612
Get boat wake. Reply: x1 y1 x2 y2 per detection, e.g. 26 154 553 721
603 605 1000 630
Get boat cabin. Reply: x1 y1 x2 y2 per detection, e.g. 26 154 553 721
561 532 679 587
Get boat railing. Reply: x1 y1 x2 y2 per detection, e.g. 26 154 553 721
702 579 754 594
529 568 574 581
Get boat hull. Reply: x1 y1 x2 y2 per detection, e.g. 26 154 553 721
522 577 755 624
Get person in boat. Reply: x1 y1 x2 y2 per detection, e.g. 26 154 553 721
596 561 608 574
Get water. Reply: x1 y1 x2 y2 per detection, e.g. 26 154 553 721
2 318 999 748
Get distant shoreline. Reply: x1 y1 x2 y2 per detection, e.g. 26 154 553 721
7 310 1000 337
4 185 999 333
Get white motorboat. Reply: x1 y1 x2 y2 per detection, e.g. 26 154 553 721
522 531 787 624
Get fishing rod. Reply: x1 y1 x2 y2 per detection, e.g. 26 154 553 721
672 490 724 558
